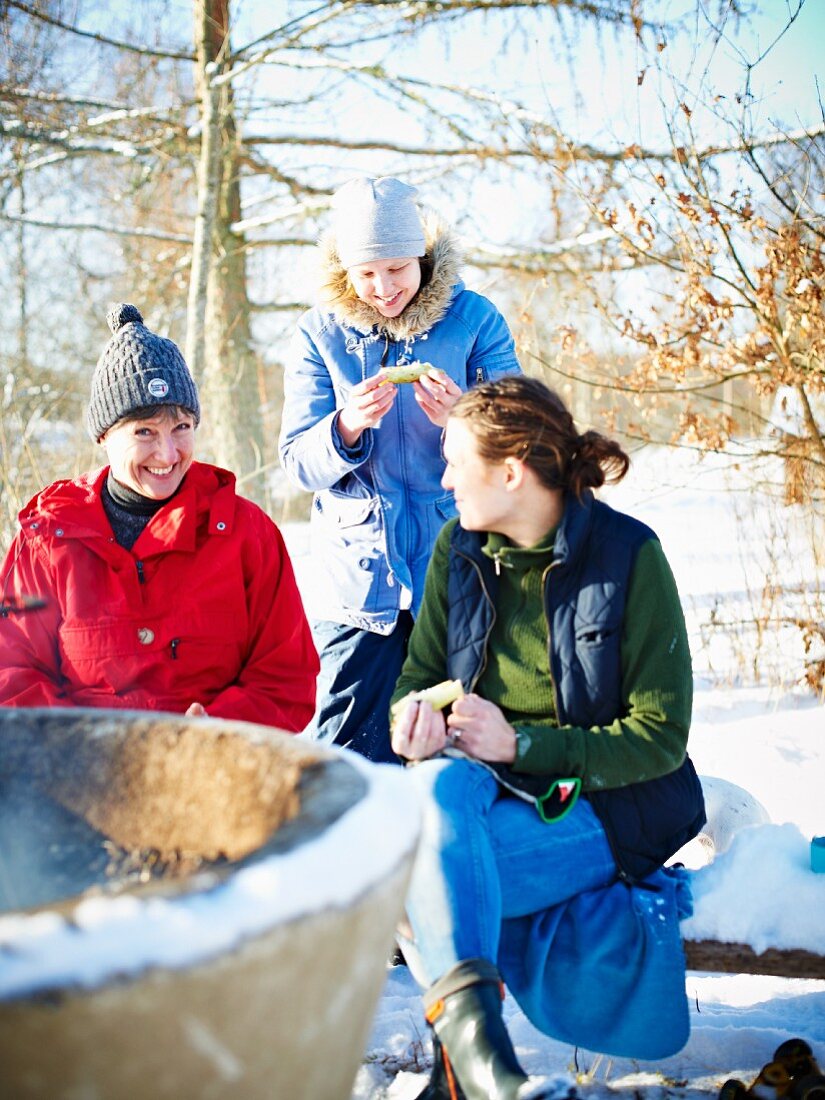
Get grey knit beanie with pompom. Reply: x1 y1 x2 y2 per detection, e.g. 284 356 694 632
86 303 200 441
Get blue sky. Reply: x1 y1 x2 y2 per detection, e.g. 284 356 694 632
226 2 823 225
75 2 824 150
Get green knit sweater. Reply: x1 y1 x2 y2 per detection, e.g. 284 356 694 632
391 517 693 791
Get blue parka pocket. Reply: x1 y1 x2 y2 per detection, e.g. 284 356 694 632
310 490 386 612
315 490 377 533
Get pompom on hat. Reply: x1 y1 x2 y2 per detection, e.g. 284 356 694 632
86 303 200 441
331 176 426 270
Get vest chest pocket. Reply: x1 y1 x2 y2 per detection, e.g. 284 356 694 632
573 591 623 649
568 617 624 726
575 625 618 646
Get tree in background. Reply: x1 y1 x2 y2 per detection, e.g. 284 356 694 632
1 0 822 687
544 107 824 505
0 0 648 513
527 119 825 691
502 4 824 690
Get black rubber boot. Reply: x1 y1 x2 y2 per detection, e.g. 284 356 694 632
415 1034 467 1100
417 959 535 1100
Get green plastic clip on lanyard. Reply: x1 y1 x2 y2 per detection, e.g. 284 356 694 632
535 777 582 823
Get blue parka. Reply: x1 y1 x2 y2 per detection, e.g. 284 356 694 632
278 217 521 633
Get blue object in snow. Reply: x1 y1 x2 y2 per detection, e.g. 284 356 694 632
498 865 694 1061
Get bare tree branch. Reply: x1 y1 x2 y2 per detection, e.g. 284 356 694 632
238 55 825 163
340 0 648 27
241 132 530 158
230 0 334 59
5 0 195 60
215 3 346 86
0 212 191 242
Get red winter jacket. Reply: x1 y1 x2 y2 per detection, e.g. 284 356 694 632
0 463 318 731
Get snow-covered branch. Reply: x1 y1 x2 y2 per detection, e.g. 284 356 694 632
0 118 169 158
1 87 154 113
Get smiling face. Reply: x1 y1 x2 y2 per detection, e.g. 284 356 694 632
347 256 422 318
102 406 196 500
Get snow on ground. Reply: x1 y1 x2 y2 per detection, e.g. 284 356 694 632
294 446 825 1098
351 681 825 1100
1 445 821 1097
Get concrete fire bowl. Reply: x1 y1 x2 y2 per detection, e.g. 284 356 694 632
0 708 420 1100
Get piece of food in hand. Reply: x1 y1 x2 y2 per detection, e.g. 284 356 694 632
390 679 464 720
378 361 434 385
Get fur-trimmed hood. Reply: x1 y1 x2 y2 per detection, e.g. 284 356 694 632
316 211 463 341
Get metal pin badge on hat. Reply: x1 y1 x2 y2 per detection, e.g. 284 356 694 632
148 378 171 399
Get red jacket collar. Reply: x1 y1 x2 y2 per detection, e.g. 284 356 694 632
18 463 239 555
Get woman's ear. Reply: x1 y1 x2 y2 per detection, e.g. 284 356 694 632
503 456 526 491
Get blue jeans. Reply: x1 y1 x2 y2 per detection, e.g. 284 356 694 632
300 613 413 764
402 756 617 985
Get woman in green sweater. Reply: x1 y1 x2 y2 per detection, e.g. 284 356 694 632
390 376 704 1100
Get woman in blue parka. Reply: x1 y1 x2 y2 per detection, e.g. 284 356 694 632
278 176 521 763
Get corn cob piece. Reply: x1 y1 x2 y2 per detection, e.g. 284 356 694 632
378 361 434 385
390 679 464 720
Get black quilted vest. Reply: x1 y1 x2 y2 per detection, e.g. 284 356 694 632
446 493 706 883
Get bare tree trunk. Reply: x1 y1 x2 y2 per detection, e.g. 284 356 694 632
185 3 222 385
206 84 268 505
15 160 28 371
189 0 267 505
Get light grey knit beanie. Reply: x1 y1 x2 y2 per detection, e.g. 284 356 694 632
331 176 426 269
86 303 200 441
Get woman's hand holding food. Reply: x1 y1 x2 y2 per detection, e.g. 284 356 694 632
337 375 398 447
390 681 517 765
391 697 449 760
413 367 463 427
446 694 518 763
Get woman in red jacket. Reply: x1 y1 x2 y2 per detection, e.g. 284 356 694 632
0 303 318 730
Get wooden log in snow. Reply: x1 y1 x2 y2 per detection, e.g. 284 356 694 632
684 938 825 980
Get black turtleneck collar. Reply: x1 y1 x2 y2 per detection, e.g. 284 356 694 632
105 470 168 516
102 471 184 550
